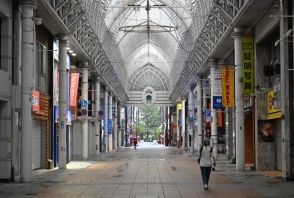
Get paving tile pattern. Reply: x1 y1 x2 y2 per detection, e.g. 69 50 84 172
0 144 293 198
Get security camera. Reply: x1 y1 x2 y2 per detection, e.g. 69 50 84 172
274 4 279 11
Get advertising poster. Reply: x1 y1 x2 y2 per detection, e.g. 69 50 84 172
241 37 254 95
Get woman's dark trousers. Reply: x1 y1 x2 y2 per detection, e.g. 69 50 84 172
200 166 211 185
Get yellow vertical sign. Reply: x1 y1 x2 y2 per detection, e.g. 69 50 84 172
241 37 254 95
221 65 234 107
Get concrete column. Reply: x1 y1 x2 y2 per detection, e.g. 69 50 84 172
20 0 37 182
114 99 118 151
210 61 218 159
196 81 202 153
233 27 245 170
95 78 100 155
118 104 121 149
108 93 113 152
104 88 109 152
81 63 89 160
176 105 180 147
225 107 229 159
57 36 68 168
181 99 186 150
188 88 194 154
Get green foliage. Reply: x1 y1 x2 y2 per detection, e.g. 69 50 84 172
139 107 161 141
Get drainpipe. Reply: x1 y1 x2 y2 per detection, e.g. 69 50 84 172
20 0 37 182
233 27 245 171
95 77 100 155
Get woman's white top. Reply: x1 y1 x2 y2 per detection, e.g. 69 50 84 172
199 146 212 167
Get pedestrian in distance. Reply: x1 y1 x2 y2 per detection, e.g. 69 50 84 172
197 138 216 190
133 138 137 150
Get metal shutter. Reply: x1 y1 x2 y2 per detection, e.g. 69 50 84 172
32 120 41 170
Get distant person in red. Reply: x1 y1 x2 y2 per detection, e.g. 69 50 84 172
133 138 137 150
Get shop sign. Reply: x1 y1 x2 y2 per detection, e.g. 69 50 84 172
221 65 234 107
177 102 182 110
267 90 282 119
69 72 79 107
142 87 156 106
212 69 222 109
32 90 40 112
241 37 254 95
80 99 88 107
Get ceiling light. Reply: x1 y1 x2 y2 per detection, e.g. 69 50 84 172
72 53 77 56
68 50 73 53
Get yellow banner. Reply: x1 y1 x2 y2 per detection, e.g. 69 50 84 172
221 65 234 107
241 37 254 95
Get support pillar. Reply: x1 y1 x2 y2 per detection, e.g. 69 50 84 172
81 63 89 160
104 88 109 152
95 78 100 155
233 27 245 170
196 81 202 153
108 93 113 152
188 87 195 154
57 36 68 168
114 100 118 151
20 0 37 182
176 105 180 148
210 61 218 159
181 99 186 150
118 104 121 149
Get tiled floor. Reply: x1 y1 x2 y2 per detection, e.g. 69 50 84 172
0 143 293 198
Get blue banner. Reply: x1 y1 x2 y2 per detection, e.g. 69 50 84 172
213 96 222 109
108 120 112 134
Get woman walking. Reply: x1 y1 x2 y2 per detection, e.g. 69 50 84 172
198 138 215 190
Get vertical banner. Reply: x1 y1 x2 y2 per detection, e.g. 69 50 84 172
221 65 234 107
241 37 254 95
32 90 40 112
69 72 80 107
213 69 222 109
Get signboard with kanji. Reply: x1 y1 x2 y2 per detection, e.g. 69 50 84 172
241 37 254 95
212 69 222 109
108 120 112 134
69 72 79 107
221 65 234 107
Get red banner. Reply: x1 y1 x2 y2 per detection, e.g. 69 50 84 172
32 90 40 112
69 73 79 107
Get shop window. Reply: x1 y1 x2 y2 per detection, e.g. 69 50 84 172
36 42 48 93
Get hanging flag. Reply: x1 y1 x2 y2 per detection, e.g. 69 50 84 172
69 72 79 107
241 37 254 95
221 65 234 107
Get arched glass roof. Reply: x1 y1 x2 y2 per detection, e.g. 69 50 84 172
104 0 194 91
